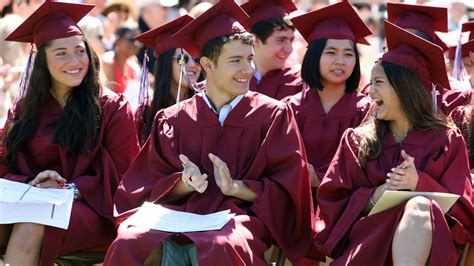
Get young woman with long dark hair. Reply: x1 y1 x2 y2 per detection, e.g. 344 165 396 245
314 21 473 265
0 2 139 265
133 15 201 145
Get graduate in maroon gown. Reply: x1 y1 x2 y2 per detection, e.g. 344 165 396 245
241 0 303 100
285 1 372 192
104 1 315 265
442 21 474 115
0 2 139 265
133 15 201 145
314 21 473 265
449 41 474 169
386 2 471 115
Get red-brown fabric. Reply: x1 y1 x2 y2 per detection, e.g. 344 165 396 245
241 0 297 30
450 105 471 138
4 1 93 48
250 67 303 100
441 86 473 115
105 91 315 265
172 0 249 57
0 89 139 265
285 87 371 197
290 1 372 45
314 127 473 265
134 15 193 57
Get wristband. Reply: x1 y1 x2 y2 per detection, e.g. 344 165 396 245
64 183 78 200
369 196 376 208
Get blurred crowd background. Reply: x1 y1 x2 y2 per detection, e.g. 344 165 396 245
1 0 473 127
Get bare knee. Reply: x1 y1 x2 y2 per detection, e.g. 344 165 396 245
402 196 431 224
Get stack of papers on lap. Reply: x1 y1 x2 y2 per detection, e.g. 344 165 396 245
368 190 460 216
0 179 74 229
126 202 235 233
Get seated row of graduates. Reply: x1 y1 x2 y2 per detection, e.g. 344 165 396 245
0 0 472 265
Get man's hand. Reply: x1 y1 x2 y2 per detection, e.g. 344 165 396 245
179 154 208 193
208 153 234 196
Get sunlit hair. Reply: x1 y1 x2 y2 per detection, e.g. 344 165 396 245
250 16 295 43
3 37 101 171
141 48 195 138
200 32 254 66
357 61 450 167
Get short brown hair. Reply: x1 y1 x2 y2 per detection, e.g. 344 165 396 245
200 32 254 65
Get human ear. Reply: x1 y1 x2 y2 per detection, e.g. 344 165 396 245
200 57 213 72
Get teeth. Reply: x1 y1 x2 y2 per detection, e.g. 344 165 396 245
65 69 80 74
235 78 248 83
186 71 196 75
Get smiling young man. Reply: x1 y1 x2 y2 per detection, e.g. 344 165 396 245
241 0 302 100
103 0 315 265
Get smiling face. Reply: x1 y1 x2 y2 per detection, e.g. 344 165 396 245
203 39 255 102
368 63 405 122
45 35 89 93
171 49 202 88
318 39 356 87
254 28 294 73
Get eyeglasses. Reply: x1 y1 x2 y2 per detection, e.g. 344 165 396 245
173 53 200 65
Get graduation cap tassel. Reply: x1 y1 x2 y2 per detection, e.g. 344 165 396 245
174 50 186 118
15 44 35 105
452 39 468 81
431 83 439 114
181 60 206 93
138 49 150 109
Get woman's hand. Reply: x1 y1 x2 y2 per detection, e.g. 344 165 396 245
29 170 66 188
386 150 419 191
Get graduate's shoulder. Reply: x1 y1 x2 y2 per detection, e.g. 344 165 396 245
246 91 292 113
99 86 130 109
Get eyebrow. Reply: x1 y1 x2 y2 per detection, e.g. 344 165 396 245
52 45 85 52
372 76 385 80
227 55 244 60
324 46 354 52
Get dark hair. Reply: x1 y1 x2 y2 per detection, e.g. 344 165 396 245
406 28 434 43
142 48 195 137
301 38 361 93
3 37 101 171
357 61 449 167
250 17 295 43
200 32 254 65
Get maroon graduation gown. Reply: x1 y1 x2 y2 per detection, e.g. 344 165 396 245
450 105 474 167
105 91 315 265
314 127 474 265
0 89 139 265
250 67 303 100
442 88 472 116
285 87 372 183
